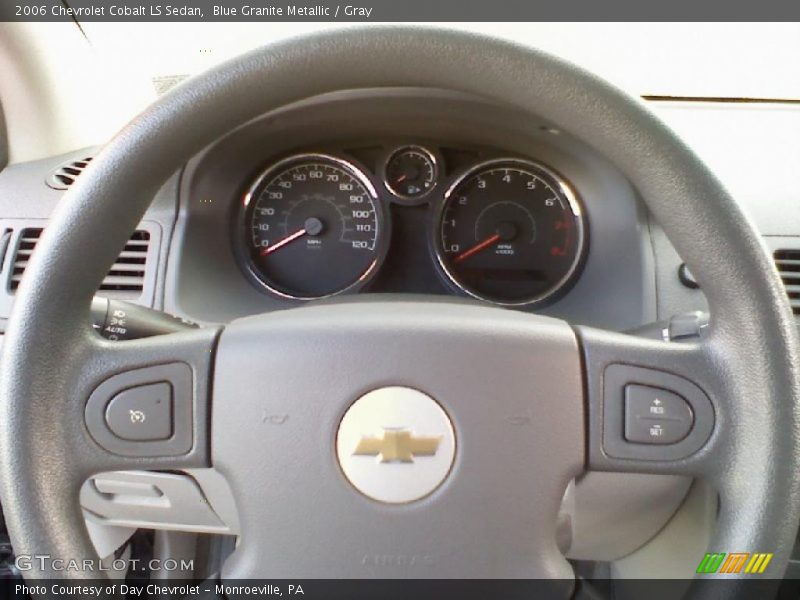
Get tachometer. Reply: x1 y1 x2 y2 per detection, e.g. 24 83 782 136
434 159 586 306
241 154 387 299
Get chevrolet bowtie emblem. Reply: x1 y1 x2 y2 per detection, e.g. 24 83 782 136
353 428 442 463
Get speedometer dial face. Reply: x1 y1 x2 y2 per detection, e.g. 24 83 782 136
435 159 586 306
242 154 386 299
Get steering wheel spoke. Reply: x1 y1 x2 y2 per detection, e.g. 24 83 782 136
577 325 720 476
78 326 220 475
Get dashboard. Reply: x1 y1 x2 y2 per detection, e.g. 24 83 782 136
1 89 793 338
0 88 654 335
168 88 651 330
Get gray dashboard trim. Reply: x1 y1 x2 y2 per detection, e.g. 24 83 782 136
168 88 653 331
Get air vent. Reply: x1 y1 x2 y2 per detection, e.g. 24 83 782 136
46 156 94 190
10 228 42 290
774 249 800 314
10 228 150 297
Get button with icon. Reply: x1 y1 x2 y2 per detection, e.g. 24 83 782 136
105 382 173 441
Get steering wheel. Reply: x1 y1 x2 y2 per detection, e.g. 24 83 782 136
1 27 799 597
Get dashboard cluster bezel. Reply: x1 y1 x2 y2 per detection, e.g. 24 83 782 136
235 142 588 308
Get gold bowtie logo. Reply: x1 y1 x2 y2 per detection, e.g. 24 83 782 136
353 428 442 463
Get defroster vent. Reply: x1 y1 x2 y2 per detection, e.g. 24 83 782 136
46 156 94 190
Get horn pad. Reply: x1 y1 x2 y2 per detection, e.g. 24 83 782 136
212 301 583 580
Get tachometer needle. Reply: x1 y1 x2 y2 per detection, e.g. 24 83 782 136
454 233 501 264
260 228 307 256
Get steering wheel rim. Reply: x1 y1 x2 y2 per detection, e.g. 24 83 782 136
1 26 798 595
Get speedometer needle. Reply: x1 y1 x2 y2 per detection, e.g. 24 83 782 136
453 233 501 264
260 228 307 256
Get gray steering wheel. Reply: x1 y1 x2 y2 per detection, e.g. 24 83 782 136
1 27 799 597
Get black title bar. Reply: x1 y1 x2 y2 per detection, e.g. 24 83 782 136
2 0 800 22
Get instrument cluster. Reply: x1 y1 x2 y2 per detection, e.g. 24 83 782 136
237 143 587 307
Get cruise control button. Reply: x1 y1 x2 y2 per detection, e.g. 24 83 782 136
624 384 693 444
105 382 173 441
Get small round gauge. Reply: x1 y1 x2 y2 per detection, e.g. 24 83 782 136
384 146 438 201
434 159 585 306
241 154 387 300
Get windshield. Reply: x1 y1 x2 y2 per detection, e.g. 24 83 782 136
5 21 799 164
79 22 800 100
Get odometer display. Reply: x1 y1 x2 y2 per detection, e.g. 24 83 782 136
435 159 585 306
242 154 386 299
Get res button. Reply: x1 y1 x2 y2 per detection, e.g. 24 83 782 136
624 384 694 445
105 382 173 441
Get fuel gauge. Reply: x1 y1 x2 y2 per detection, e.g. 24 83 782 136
384 145 438 202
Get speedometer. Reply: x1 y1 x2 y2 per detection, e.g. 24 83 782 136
241 154 388 299
434 158 586 306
